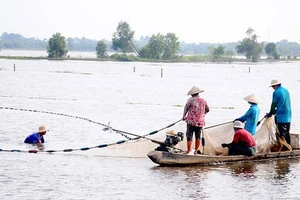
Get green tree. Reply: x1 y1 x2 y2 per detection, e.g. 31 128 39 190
112 21 134 53
139 45 151 59
236 28 263 62
47 33 68 58
96 40 108 58
163 33 180 59
148 33 165 59
265 42 280 59
225 50 235 57
210 45 225 59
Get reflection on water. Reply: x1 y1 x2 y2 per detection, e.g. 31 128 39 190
227 162 258 178
274 160 291 179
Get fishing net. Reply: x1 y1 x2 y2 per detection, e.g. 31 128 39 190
174 116 278 155
92 116 279 157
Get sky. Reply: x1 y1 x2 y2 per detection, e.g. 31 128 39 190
1 0 300 43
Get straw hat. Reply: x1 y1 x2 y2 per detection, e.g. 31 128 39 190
38 125 48 133
233 121 244 129
243 93 259 104
187 86 204 95
270 79 281 87
166 130 177 136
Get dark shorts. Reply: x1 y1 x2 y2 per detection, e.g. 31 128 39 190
277 123 291 144
228 144 256 156
186 124 202 141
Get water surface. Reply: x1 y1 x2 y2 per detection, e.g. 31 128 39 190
1 57 300 199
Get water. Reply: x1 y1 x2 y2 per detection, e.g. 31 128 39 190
0 49 97 58
1 55 300 199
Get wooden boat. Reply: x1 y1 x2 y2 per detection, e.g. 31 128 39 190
147 149 300 166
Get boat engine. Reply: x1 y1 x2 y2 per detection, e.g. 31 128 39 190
165 131 184 147
155 131 184 152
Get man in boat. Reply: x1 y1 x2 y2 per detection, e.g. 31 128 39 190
183 86 209 155
24 125 48 148
234 94 260 135
222 121 256 156
266 79 292 145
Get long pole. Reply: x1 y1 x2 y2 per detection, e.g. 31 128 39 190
204 121 232 129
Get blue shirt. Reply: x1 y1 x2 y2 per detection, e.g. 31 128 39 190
236 104 260 135
271 85 292 123
24 132 45 144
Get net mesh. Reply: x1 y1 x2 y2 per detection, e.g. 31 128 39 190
91 117 279 157
181 116 278 155
197 116 278 155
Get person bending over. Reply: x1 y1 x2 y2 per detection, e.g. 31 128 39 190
24 125 48 148
222 121 256 156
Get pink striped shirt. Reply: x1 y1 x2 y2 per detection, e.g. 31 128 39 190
183 96 209 127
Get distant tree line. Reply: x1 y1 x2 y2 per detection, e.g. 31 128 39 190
1 23 300 61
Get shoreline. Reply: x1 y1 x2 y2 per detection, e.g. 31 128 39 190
0 49 299 63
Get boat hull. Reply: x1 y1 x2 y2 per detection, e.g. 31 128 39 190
147 149 300 166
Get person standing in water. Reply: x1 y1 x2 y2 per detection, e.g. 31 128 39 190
183 86 209 155
24 125 48 148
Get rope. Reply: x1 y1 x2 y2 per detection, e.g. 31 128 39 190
0 106 108 127
0 106 182 154
0 138 131 154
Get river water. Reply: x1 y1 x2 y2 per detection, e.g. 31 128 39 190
0 54 300 199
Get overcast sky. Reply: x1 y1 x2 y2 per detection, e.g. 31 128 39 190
1 0 299 43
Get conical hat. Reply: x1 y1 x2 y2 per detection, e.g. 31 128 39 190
38 125 48 133
166 130 177 136
243 93 259 104
270 79 281 87
233 121 244 129
187 86 204 95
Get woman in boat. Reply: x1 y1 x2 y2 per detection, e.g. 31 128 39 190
234 94 260 135
222 121 256 156
182 86 209 155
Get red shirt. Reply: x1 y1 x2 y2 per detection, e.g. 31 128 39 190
183 96 209 127
232 129 256 147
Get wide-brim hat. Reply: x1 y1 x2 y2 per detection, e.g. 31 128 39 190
38 125 48 133
270 79 281 87
233 121 244 129
187 86 204 95
243 93 259 104
166 130 177 136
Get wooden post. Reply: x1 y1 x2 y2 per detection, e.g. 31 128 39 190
248 67 250 73
161 68 163 78
14 64 15 71
133 66 135 73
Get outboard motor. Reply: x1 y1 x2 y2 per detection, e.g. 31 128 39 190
155 130 184 152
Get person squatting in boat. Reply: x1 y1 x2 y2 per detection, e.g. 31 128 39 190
222 121 256 156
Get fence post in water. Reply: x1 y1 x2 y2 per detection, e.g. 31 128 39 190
161 68 163 78
14 64 15 72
